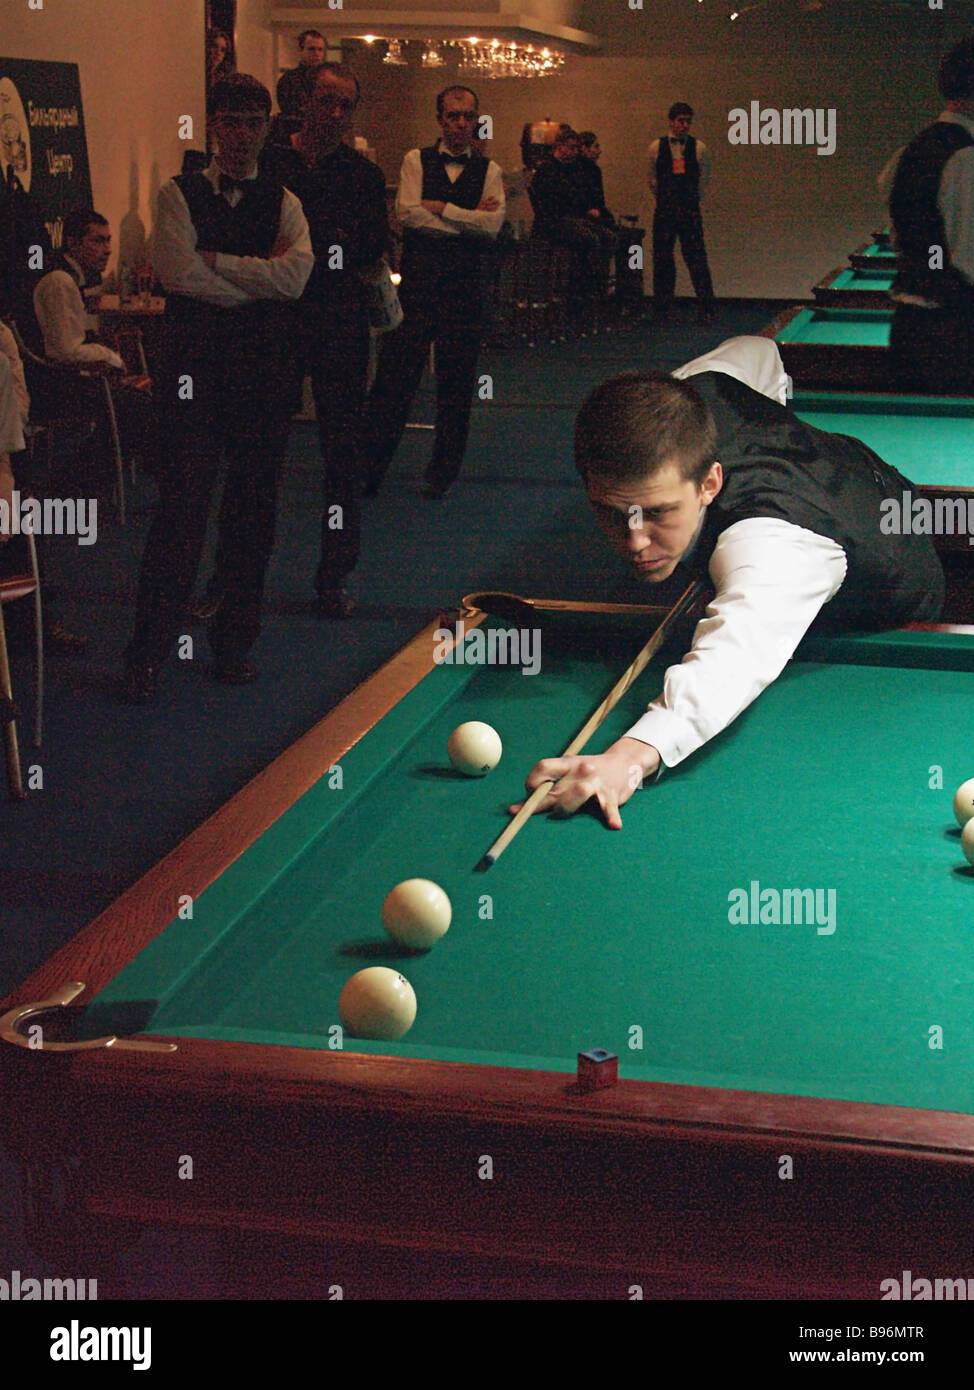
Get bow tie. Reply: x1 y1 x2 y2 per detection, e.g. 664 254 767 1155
670 136 687 145
219 173 248 195
440 151 469 165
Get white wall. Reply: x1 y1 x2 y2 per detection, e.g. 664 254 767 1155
4 0 974 298
344 3 974 298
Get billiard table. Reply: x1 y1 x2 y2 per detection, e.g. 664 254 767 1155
849 239 899 273
762 305 896 391
811 265 895 309
791 390 974 554
4 608 974 1297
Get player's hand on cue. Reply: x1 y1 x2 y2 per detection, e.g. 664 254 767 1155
510 737 662 831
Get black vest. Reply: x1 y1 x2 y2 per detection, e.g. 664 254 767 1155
175 170 284 258
400 146 490 317
160 171 296 389
684 372 943 630
889 120 974 312
656 136 701 210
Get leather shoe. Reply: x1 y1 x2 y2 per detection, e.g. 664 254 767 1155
214 655 257 685
316 587 355 619
118 662 161 704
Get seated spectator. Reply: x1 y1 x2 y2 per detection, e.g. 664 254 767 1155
0 323 87 650
528 126 617 303
33 208 124 369
32 207 150 492
576 132 617 227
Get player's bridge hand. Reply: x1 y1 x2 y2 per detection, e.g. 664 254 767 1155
509 743 657 831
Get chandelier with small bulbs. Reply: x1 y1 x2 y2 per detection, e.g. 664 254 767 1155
373 36 565 79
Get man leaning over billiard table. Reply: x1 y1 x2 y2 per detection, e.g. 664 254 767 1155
515 335 945 828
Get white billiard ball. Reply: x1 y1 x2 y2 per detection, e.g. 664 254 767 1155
382 878 452 951
962 819 974 867
954 779 974 828
448 721 502 777
339 967 417 1041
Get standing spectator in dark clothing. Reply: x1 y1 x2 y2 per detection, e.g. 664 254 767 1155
529 127 617 300
648 102 715 324
363 85 504 500
201 64 389 620
276 30 326 127
120 75 312 703
886 37 974 394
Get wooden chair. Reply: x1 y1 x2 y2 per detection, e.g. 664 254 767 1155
9 320 129 526
0 526 43 800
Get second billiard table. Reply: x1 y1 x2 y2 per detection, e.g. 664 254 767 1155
849 239 899 273
762 305 896 391
791 390 974 555
3 606 974 1296
812 265 895 309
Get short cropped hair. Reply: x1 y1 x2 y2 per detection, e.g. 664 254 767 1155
298 29 325 49
577 131 598 149
575 372 718 487
555 126 579 146
939 37 974 102
314 62 361 104
63 207 108 247
436 85 479 117
668 102 693 121
207 72 272 119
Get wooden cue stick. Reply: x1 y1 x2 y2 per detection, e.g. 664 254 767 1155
0 601 25 800
481 579 706 867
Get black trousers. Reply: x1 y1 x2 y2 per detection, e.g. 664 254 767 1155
207 305 370 593
364 301 483 494
127 325 294 668
306 309 370 588
890 303 974 395
652 204 715 309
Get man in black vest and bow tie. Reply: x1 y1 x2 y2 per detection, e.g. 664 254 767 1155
886 37 974 394
511 336 943 830
363 85 505 500
120 74 313 703
648 102 715 324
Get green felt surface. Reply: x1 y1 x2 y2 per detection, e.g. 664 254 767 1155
824 268 895 294
793 392 974 489
775 307 892 348
856 242 897 263
86 628 974 1114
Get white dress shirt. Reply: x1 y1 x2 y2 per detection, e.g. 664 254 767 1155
647 137 711 200
396 144 505 238
152 161 313 307
624 336 848 768
33 254 124 369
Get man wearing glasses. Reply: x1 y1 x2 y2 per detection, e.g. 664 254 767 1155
120 74 312 703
